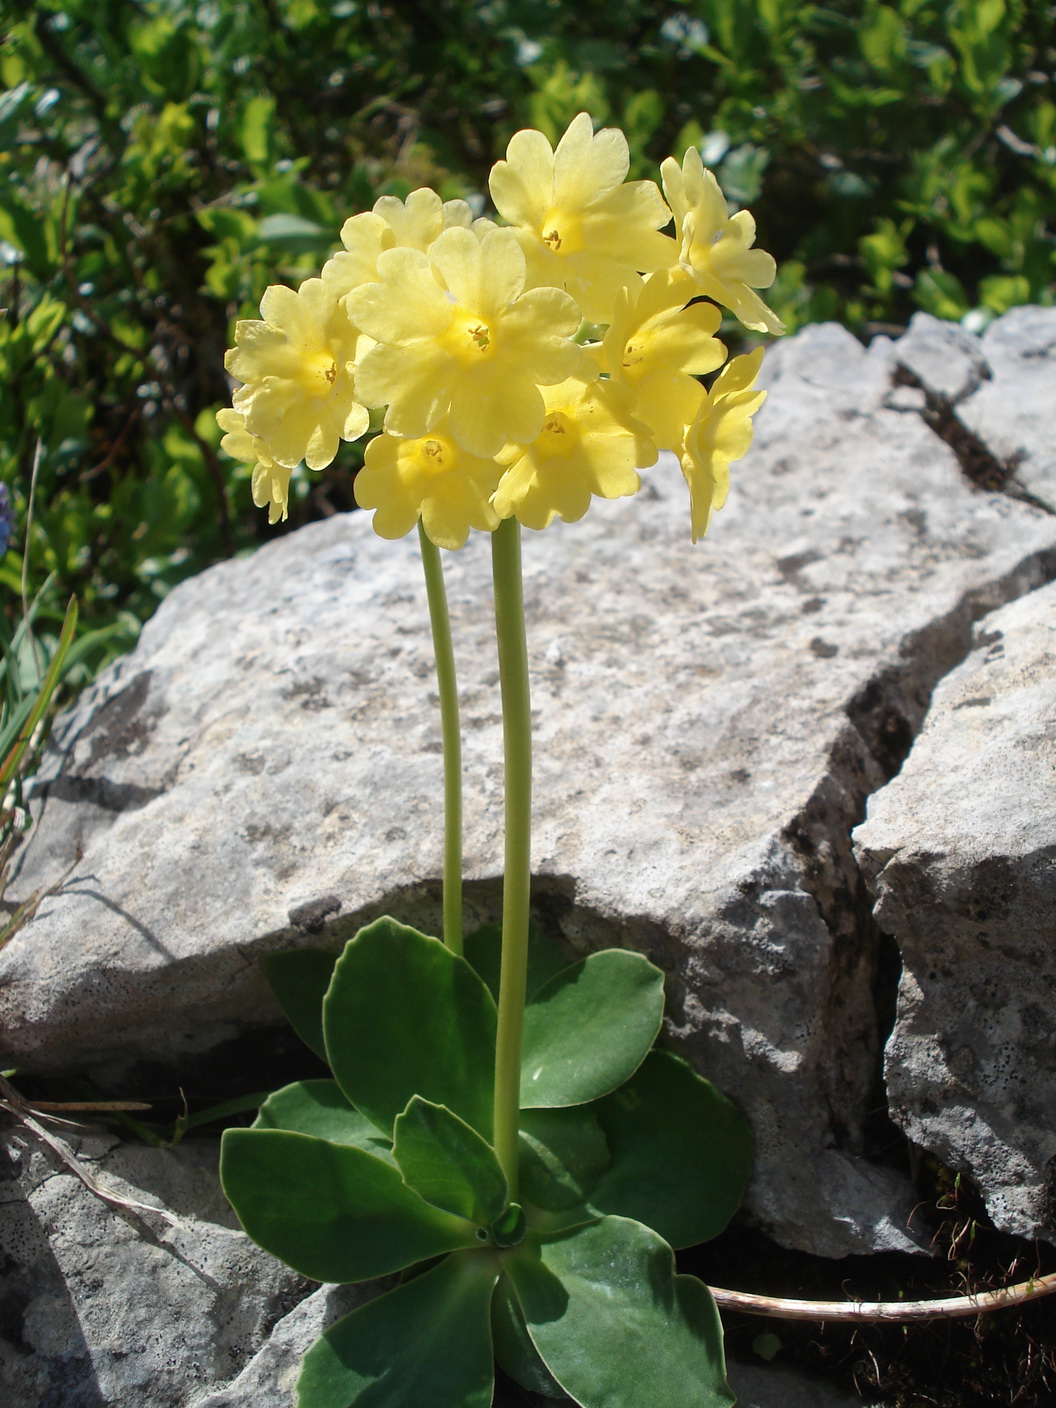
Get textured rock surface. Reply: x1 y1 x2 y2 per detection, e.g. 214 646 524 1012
895 306 1056 510
0 1128 307 1407
961 306 1056 509
854 579 1056 1241
4 312 1056 1262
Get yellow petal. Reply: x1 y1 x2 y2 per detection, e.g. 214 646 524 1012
323 212 393 296
430 226 525 316
374 188 445 249
552 113 628 209
347 247 452 344
634 369 706 449
447 365 544 458
489 126 556 227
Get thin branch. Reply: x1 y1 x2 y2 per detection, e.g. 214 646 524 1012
27 1100 152 1114
709 1273 1056 1323
80 404 142 483
0 849 83 952
0 1078 178 1225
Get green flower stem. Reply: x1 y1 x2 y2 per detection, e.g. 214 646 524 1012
418 521 463 957
490 516 533 1193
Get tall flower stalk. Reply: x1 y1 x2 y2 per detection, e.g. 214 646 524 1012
417 522 463 956
219 112 774 1408
489 516 533 1191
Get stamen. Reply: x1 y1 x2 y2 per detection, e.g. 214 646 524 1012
543 228 562 251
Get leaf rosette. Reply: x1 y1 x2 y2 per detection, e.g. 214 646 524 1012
221 918 751 1408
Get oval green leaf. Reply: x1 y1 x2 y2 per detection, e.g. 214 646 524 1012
297 1250 498 1408
323 917 497 1139
505 1216 734 1408
491 1274 566 1399
254 1079 395 1165
262 947 337 1060
220 1127 477 1283
462 923 570 1005
518 1106 610 1213
520 950 664 1109
393 1097 508 1227
587 1050 753 1248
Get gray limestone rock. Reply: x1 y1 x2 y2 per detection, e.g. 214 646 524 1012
963 306 1056 509
854 579 1056 1241
893 310 992 404
894 305 1056 511
0 1127 308 1407
3 317 1056 1262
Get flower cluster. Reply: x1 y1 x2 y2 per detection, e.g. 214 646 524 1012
220 114 781 549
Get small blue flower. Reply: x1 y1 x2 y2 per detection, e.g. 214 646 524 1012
0 484 13 557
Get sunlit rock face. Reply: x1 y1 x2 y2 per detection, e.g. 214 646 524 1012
856 578 1056 1243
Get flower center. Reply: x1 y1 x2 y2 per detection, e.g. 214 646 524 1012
414 437 454 478
445 311 496 366
298 350 339 396
536 410 579 459
539 210 584 257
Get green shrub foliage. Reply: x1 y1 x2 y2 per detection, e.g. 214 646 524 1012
2 0 1053 650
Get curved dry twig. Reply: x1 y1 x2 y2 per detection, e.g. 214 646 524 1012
709 1272 1056 1323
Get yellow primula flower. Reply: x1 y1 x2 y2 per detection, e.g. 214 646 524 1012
226 278 370 470
216 408 292 525
347 225 583 460
354 426 503 551
679 348 766 543
492 372 657 531
489 112 676 323
660 147 784 336
600 270 727 449
322 189 475 298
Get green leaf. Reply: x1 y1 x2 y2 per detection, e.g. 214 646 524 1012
520 950 664 1109
0 595 77 791
491 1274 566 1399
587 1051 752 1249
323 918 497 1139
240 94 276 166
262 947 337 1061
297 1251 498 1408
462 923 569 1004
914 267 970 320
518 1106 610 1213
220 1128 477 1282
257 212 334 254
506 1217 734 1408
254 1079 395 1164
182 1090 274 1131
394 1097 508 1226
